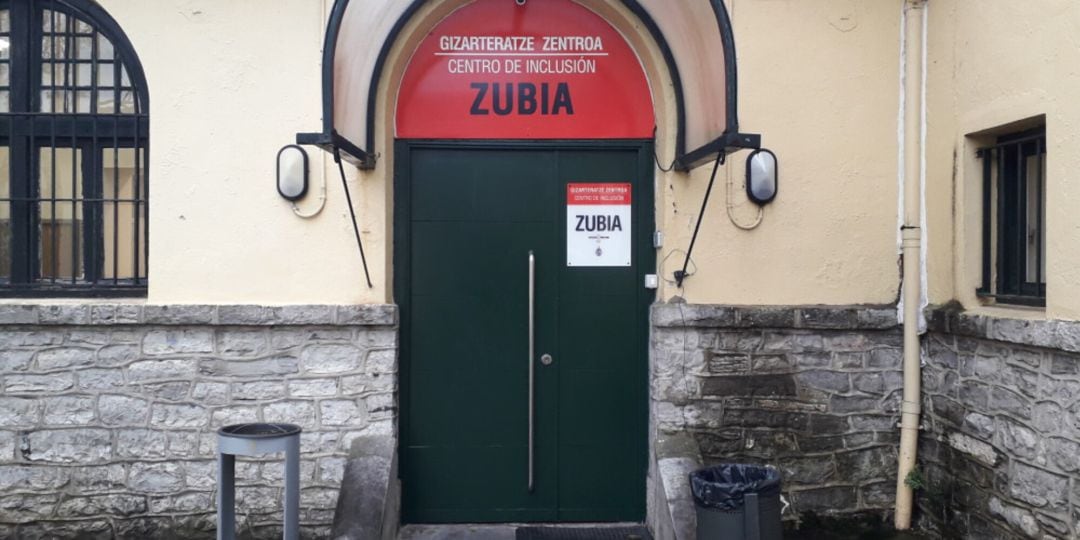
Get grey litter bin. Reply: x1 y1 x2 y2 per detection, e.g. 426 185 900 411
217 423 302 540
690 463 782 540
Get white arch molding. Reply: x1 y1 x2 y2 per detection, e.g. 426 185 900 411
297 0 761 171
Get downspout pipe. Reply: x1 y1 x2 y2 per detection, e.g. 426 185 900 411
894 0 926 530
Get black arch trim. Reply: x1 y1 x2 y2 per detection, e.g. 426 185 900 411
304 0 758 171
32 0 152 110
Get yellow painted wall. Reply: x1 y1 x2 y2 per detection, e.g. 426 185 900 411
658 0 902 305
99 0 385 304
924 0 1080 320
88 0 909 307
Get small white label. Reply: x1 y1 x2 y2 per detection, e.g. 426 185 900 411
566 183 632 267
644 274 659 289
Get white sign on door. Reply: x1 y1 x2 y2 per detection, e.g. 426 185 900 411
566 183 632 267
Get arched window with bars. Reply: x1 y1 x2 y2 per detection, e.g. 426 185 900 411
0 0 149 296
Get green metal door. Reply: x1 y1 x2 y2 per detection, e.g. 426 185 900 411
396 143 653 524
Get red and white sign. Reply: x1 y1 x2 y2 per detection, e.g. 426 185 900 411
567 183 632 267
397 0 654 140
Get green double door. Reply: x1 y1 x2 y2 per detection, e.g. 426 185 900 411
396 143 653 524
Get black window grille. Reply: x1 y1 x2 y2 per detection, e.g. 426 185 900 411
0 0 149 297
977 127 1046 307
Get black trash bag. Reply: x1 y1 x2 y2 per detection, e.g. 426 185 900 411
690 463 782 511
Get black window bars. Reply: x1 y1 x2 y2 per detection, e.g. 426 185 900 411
0 0 149 297
977 127 1046 307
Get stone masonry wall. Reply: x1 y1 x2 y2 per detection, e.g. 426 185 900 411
918 307 1080 539
651 303 904 522
0 304 397 539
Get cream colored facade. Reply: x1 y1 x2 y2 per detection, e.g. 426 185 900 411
83 0 1078 322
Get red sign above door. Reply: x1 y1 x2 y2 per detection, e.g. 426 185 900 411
396 0 655 140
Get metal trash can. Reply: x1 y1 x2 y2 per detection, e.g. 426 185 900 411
217 423 302 540
690 463 782 540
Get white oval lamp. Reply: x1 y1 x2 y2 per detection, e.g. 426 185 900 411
746 148 778 205
277 145 309 201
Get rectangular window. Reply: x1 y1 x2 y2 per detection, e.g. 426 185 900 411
977 127 1046 306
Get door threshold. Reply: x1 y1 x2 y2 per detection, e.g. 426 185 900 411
399 523 651 540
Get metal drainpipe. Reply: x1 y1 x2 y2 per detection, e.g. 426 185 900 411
894 0 926 530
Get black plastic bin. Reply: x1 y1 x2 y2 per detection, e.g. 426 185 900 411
690 463 782 540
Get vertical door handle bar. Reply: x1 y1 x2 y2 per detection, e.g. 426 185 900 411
528 250 535 493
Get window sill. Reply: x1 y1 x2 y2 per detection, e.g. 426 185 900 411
0 303 399 327
927 304 1079 354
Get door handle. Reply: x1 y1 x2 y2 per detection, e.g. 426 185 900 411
528 250 535 493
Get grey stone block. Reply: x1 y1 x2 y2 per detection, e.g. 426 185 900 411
96 344 140 367
263 400 317 426
1009 462 1068 510
835 446 895 482
217 330 268 358
99 395 150 427
0 431 15 462
115 430 167 459
210 406 260 427
218 305 336 326
829 395 881 414
4 330 63 346
329 434 397 539
77 368 125 391
150 403 207 429
302 344 364 374
36 347 96 370
1050 353 1080 375
0 493 61 522
129 462 185 494
38 305 90 325
231 381 286 401
142 329 214 355
337 304 398 326
191 382 229 405
867 348 902 369
0 465 69 491
89 304 142 325
797 371 850 394
143 305 215 325
138 382 191 402
857 308 899 330
987 497 1040 538
0 305 38 324
733 306 796 328
198 357 300 378
799 307 860 329
289 379 339 398
42 396 96 426
25 429 112 463
321 399 368 427
723 408 807 430
68 464 127 493
165 431 201 458
1044 437 1080 473
702 374 796 397
1032 401 1065 435
989 387 1032 419
792 486 858 512
128 359 197 382
0 350 34 371
780 455 837 485
148 492 213 514
367 349 398 374
5 373 74 393
652 304 736 328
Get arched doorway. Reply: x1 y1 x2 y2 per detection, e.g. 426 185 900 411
394 0 656 523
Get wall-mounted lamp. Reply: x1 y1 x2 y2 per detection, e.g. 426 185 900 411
277 145 309 201
745 148 778 205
